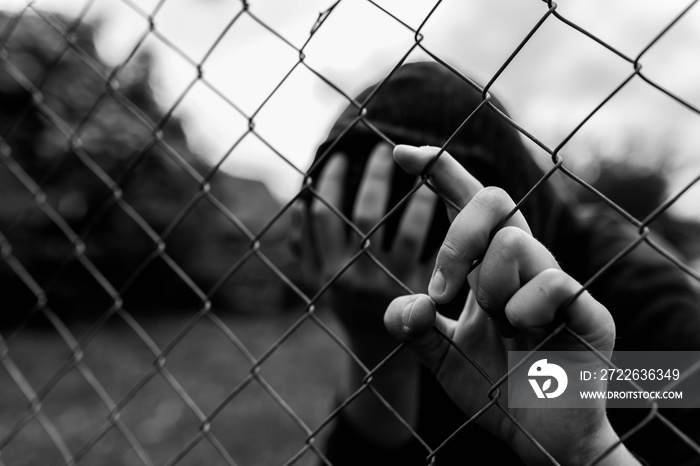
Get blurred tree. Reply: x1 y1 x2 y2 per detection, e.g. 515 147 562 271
0 12 292 327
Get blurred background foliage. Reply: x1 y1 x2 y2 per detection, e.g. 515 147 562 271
1 11 698 329
0 12 297 327
567 140 700 265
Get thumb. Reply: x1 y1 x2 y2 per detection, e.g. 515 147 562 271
384 294 455 373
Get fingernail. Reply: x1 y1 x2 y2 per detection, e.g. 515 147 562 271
429 269 446 298
401 299 416 332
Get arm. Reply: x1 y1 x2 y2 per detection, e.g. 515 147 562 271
577 205 700 351
383 145 641 466
575 203 700 465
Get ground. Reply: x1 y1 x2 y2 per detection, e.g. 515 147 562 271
0 307 346 466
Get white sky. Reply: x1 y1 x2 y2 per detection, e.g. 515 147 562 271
3 0 700 218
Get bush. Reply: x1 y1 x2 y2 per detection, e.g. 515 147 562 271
0 12 292 327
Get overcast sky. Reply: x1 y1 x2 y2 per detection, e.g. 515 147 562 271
4 0 700 217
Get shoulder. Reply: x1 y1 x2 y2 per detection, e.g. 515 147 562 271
569 204 700 350
572 203 689 276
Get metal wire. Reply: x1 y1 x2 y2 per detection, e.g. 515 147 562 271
1 1 699 465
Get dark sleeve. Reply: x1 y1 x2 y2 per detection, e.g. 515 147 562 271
571 207 700 466
319 401 428 466
320 368 525 466
577 207 700 351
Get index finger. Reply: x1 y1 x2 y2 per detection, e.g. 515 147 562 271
393 145 484 216
311 155 348 269
352 143 393 245
394 145 533 306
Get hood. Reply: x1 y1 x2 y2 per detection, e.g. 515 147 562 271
309 61 567 254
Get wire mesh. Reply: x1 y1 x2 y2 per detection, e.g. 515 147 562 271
1 0 699 465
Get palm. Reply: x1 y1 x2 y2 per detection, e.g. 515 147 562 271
327 248 432 337
308 143 438 342
433 291 611 463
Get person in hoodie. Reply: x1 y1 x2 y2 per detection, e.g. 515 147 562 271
291 61 700 465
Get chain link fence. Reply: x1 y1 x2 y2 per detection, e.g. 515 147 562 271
1 0 700 465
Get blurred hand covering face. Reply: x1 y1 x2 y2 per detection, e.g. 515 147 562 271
293 143 438 336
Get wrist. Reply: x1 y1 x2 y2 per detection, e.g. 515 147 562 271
567 419 640 466
512 414 640 466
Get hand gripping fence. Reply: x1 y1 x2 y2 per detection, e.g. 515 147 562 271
1 1 700 465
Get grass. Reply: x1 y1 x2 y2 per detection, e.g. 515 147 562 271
0 307 347 466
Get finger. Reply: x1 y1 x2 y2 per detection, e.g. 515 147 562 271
475 227 558 337
384 294 456 374
290 202 320 289
429 187 531 304
289 202 305 259
311 155 348 269
353 143 394 253
393 145 483 218
505 268 615 352
390 184 438 274
289 202 316 266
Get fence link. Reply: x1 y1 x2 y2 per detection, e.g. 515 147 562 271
1 0 700 465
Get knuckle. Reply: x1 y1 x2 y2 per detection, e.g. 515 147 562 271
491 226 528 254
473 186 511 209
474 186 510 204
475 284 498 315
437 236 464 262
536 280 555 303
541 268 569 292
530 269 573 307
